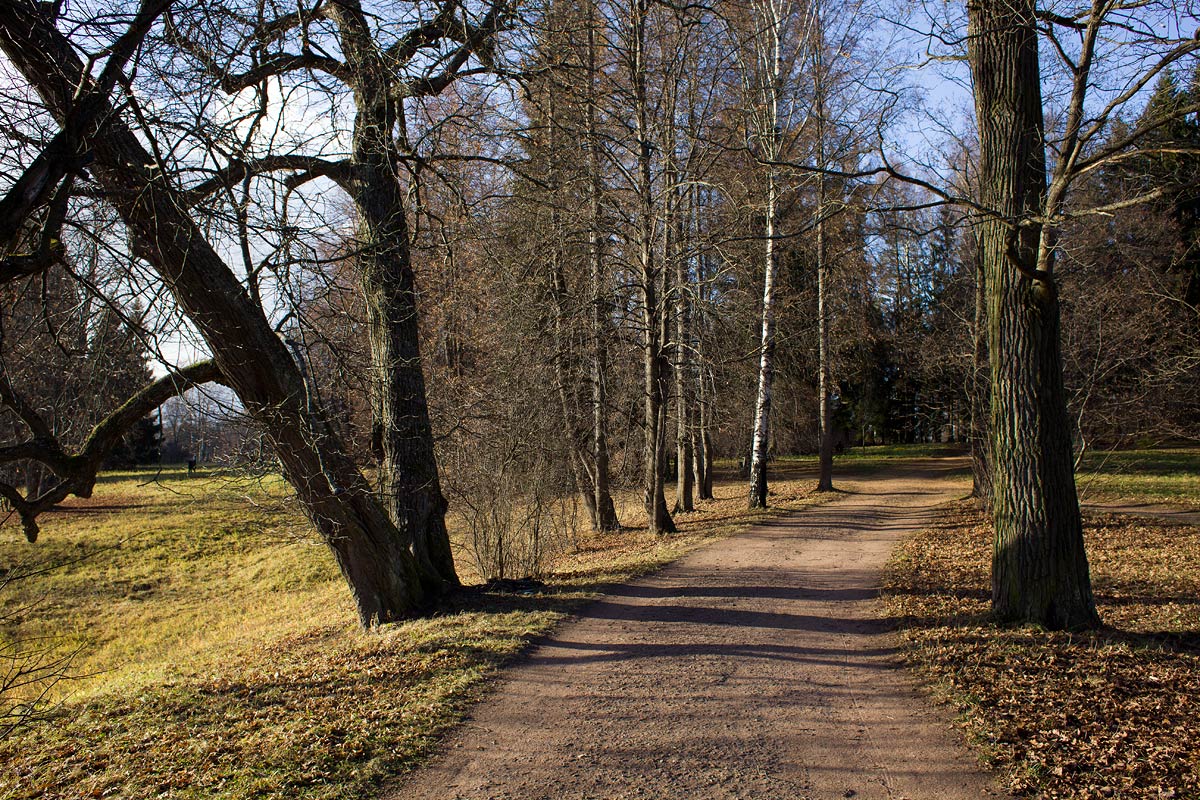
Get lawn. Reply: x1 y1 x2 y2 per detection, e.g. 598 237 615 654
0 461 824 799
1075 447 1200 509
882 448 1200 798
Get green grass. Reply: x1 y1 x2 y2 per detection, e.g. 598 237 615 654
760 443 970 479
1075 447 1200 509
0 463 827 799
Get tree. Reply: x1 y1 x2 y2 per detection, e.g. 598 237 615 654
156 0 527 593
967 0 1099 629
964 0 1198 628
740 0 794 509
0 0 444 625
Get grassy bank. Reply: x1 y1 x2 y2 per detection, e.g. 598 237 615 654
1076 447 1200 509
0 462 823 799
882 448 1200 798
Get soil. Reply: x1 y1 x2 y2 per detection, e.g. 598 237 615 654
386 459 1009 800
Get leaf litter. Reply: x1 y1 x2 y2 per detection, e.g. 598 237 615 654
881 502 1200 799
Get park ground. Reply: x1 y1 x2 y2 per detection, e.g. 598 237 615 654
0 446 1197 798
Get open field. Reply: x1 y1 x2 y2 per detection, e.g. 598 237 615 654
0 462 824 799
1075 448 1200 509
883 495 1200 797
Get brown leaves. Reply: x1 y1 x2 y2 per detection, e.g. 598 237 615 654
882 503 1200 799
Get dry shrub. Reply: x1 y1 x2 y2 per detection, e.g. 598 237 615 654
444 437 579 582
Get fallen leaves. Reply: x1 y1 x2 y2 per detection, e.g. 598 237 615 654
882 503 1200 799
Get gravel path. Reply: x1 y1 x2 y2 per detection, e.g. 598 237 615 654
387 459 1008 800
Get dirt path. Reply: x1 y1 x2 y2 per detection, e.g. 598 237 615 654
388 459 1007 800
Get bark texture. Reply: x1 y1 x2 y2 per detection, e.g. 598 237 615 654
748 169 778 509
335 2 459 594
967 0 1098 629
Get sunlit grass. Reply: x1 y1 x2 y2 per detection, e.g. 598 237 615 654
1075 447 1200 509
0 461 825 799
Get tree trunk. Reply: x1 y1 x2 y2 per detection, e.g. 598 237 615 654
814 22 835 492
748 170 778 508
970 247 994 508
631 0 675 534
674 401 694 514
0 0 429 627
586 0 620 531
694 237 715 502
350 121 459 596
967 0 1098 629
669 151 693 515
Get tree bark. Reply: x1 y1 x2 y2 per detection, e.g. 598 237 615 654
694 234 715 502
969 247 994 508
0 0 429 627
748 169 778 508
967 0 1098 629
334 3 460 595
668 139 694 515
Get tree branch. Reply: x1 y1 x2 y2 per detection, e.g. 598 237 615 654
182 155 352 206
0 360 225 542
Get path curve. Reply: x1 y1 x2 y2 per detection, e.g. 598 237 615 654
387 459 1008 800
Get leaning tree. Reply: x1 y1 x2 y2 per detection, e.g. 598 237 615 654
0 0 512 625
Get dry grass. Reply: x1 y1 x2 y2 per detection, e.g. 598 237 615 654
882 502 1200 799
0 461 823 799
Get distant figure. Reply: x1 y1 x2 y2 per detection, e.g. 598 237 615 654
187 458 197 476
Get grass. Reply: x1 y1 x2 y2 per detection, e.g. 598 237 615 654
1075 447 1200 509
0 460 825 800
747 443 969 482
882 501 1200 799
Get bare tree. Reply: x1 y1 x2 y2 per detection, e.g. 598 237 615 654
0 0 467 626
965 0 1198 628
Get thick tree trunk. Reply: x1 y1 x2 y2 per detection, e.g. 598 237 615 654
331 0 457 595
967 0 1098 629
0 0 429 627
351 125 459 596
